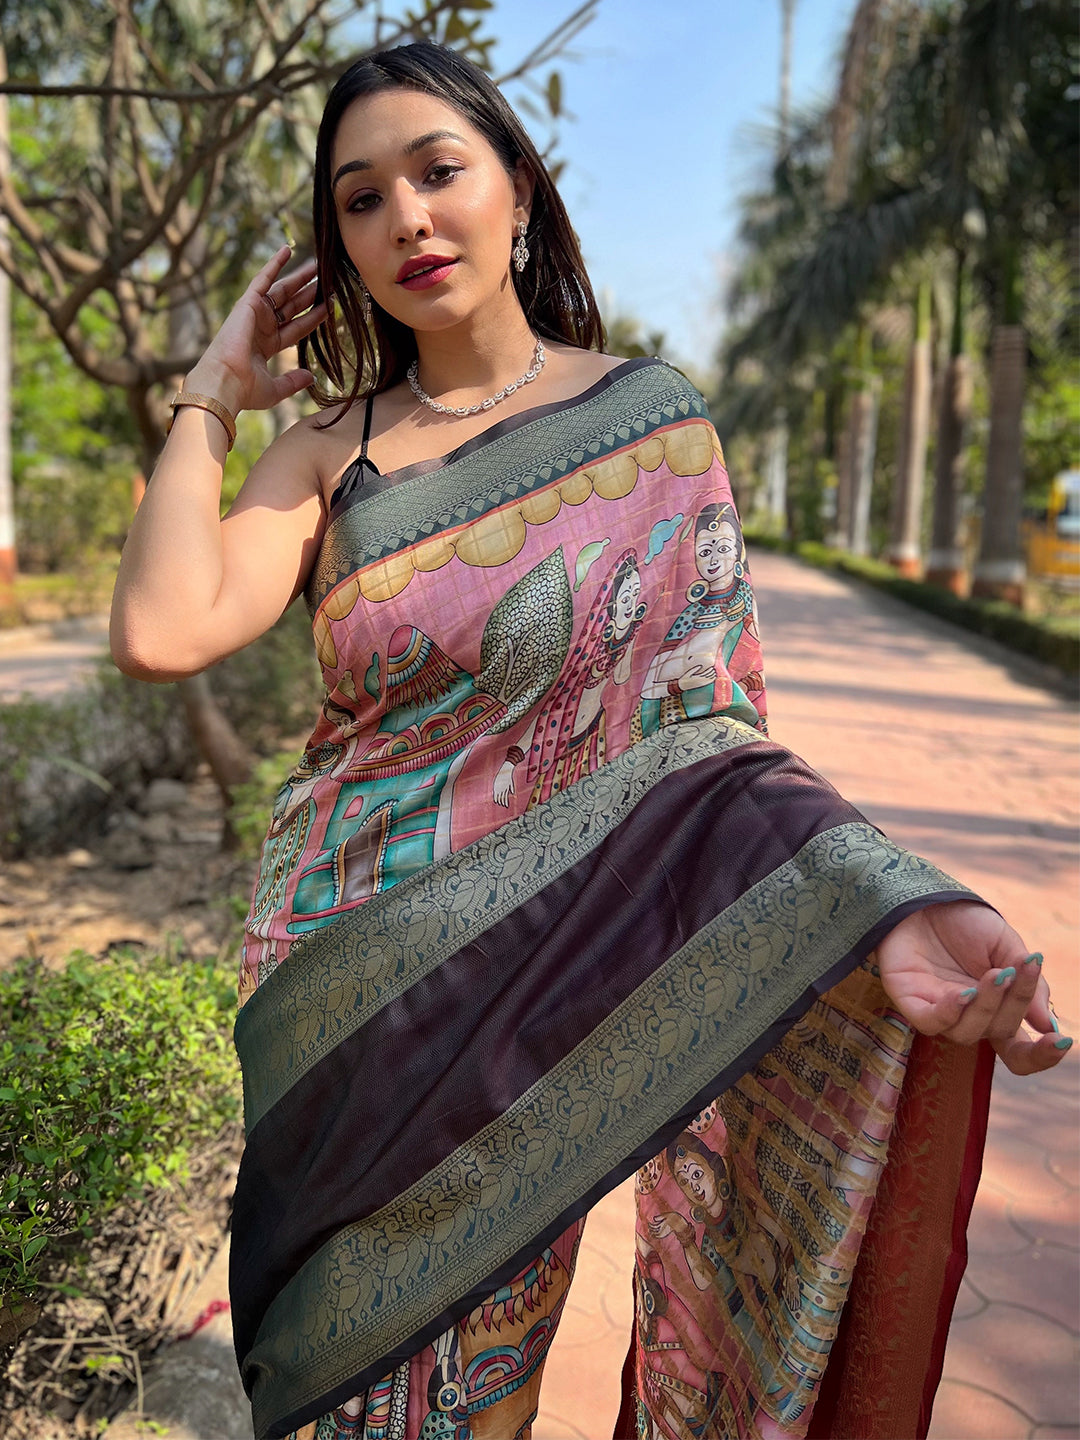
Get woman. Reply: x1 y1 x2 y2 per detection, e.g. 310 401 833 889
109 41 1069 1440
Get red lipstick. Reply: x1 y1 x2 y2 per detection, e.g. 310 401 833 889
396 254 457 289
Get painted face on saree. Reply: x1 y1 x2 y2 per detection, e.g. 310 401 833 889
674 1154 720 1211
695 522 740 591
330 89 532 333
611 564 642 632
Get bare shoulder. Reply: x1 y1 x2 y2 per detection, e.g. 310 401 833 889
269 402 372 509
546 343 633 387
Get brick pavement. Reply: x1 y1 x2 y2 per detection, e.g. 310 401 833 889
536 550 1079 1440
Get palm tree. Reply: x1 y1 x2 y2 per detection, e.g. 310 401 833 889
886 279 931 575
722 0 1076 598
925 246 973 591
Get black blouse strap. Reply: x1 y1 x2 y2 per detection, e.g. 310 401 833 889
360 391 374 465
328 393 377 510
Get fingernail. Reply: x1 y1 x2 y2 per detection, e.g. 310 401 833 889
1054 1037 1073 1051
1024 952 1043 966
1050 1013 1061 1034
994 967 1016 987
959 988 978 1001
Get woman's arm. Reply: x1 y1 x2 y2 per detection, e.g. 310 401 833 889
110 247 329 681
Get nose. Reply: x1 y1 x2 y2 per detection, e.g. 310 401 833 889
387 179 433 246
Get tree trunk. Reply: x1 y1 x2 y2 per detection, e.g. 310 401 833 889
972 323 1027 605
0 43 15 617
926 354 972 594
832 399 854 549
779 0 796 148
887 282 931 577
764 410 789 535
927 252 971 595
848 377 880 557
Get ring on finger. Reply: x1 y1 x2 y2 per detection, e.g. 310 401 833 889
265 293 287 328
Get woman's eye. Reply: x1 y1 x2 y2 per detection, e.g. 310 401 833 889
427 163 462 185
347 193 379 215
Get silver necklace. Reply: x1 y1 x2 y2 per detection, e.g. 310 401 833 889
407 337 546 417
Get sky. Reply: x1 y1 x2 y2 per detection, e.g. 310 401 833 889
487 0 854 374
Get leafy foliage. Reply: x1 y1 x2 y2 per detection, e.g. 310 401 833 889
0 945 241 1308
11 288 138 571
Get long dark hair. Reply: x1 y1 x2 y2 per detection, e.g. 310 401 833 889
301 42 605 420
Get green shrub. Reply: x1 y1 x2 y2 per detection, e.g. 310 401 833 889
0 946 241 1312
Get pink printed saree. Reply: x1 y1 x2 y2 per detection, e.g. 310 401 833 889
231 358 991 1439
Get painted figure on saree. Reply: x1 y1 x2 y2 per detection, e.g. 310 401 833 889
306 1234 582 1440
493 546 646 810
279 546 574 928
635 502 765 738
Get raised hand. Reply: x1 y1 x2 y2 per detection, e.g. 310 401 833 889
876 900 1072 1076
184 245 328 416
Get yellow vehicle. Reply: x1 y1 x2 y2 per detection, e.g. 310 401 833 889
1025 469 1080 587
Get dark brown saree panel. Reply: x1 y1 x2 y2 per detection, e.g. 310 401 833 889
231 718 977 1438
233 743 853 1360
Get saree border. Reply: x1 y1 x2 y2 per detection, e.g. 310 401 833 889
307 360 710 612
236 716 763 1132
241 822 973 1436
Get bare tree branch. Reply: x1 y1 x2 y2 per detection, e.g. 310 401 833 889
494 0 598 87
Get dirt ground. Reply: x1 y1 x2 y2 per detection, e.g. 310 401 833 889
0 769 252 974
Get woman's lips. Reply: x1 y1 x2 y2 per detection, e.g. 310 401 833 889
398 260 457 290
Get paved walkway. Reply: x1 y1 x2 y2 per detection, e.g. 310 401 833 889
0 613 110 699
536 551 1079 1439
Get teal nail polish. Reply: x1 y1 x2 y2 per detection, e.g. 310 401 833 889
1050 1014 1061 1034
1054 1036 1073 1051
994 967 1016 986
1024 952 1043 966
960 988 977 999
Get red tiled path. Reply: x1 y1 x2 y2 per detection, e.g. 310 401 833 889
536 550 1080 1440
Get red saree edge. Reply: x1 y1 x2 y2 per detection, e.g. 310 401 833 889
916 1038 996 1439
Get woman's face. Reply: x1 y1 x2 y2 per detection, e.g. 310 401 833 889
330 88 531 333
611 565 642 631
695 520 740 590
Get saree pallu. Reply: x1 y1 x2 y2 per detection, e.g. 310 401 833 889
233 359 991 1439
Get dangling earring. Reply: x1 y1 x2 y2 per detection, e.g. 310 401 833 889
359 281 372 321
513 220 530 273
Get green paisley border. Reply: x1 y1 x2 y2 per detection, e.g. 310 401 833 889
245 823 970 1433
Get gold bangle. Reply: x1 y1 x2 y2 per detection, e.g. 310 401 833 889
168 391 237 451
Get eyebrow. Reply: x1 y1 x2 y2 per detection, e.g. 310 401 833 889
331 130 469 189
